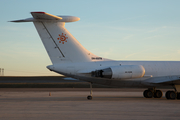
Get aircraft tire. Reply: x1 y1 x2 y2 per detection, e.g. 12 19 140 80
176 92 180 100
87 95 92 100
166 91 176 100
143 90 153 98
154 90 163 98
165 91 171 99
169 91 176 100
143 90 148 98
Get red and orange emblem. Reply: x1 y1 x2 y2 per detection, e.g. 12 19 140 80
57 33 68 44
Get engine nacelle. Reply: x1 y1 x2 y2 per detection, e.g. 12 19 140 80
92 65 145 79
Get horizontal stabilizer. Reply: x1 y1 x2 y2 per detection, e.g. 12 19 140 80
10 18 34 22
31 12 62 20
10 12 80 22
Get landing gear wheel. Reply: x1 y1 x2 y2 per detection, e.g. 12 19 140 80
143 90 148 98
166 91 176 100
169 91 176 99
154 90 163 98
143 90 153 98
87 95 92 100
170 91 176 99
165 91 171 99
177 92 180 100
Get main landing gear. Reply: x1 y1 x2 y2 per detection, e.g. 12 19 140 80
143 87 180 100
87 82 93 100
143 88 163 98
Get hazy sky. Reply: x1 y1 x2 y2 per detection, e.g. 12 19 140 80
1 0 180 76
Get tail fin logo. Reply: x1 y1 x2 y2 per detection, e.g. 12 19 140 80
57 33 68 44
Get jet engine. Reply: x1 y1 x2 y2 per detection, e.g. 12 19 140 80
91 65 145 79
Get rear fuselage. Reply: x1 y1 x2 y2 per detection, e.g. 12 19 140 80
48 60 180 88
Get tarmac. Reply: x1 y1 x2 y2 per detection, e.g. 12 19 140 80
0 88 179 120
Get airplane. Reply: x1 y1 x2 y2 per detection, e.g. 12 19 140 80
11 12 180 100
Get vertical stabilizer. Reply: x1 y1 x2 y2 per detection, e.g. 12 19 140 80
11 12 101 64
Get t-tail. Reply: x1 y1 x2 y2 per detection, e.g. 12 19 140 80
11 12 102 64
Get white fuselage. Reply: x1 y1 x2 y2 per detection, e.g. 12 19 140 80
48 60 180 88
51 61 180 77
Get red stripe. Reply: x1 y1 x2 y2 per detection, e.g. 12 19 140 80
31 12 45 14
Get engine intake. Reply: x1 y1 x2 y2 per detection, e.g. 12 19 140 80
91 65 145 79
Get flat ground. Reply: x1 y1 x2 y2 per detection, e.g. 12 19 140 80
0 88 179 120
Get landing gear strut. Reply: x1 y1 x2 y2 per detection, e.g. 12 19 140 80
87 82 93 100
143 88 163 98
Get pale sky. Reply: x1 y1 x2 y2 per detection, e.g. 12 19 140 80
1 0 180 76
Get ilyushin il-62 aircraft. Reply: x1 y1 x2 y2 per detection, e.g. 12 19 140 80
11 12 180 100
